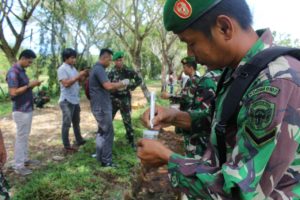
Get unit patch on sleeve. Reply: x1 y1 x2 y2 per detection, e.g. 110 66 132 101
245 99 276 146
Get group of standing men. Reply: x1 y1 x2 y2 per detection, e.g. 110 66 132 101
3 47 141 179
57 48 142 167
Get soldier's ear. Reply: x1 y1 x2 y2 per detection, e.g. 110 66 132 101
214 15 234 41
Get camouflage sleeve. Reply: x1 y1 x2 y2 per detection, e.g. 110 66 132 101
127 69 142 90
189 77 217 135
107 70 113 82
168 78 300 199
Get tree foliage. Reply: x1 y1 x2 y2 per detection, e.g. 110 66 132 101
1 1 300 99
0 0 41 64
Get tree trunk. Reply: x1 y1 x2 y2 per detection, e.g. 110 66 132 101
48 1 58 95
132 52 150 102
1 47 17 65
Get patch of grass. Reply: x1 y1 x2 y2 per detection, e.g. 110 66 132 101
12 108 145 200
13 136 137 200
145 79 160 86
0 101 11 117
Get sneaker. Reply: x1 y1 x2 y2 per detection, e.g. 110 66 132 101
101 162 117 168
14 167 32 176
25 159 41 167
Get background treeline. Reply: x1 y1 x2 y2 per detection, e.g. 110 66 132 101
0 0 299 100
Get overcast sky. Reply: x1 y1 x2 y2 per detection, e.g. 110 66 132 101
247 0 300 38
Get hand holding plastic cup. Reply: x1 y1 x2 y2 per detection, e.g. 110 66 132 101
143 129 159 140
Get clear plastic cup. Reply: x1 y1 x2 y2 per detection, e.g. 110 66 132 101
170 104 180 110
143 130 159 140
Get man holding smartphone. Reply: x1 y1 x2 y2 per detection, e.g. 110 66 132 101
6 49 42 176
58 48 89 153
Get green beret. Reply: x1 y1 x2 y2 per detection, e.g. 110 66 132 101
113 51 124 61
164 0 222 33
181 56 196 65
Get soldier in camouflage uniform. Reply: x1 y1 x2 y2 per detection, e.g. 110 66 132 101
186 68 221 158
138 0 300 199
108 51 142 148
162 57 221 157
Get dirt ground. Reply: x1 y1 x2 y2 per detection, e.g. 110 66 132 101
0 85 184 199
0 87 150 168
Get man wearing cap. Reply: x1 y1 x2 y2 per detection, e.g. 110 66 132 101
162 56 221 158
108 51 142 149
138 0 300 199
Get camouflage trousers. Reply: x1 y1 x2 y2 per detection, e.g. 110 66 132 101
0 171 9 200
112 96 134 142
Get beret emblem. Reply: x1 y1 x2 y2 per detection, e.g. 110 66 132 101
174 0 192 19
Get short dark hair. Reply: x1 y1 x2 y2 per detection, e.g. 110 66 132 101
62 48 77 62
100 48 113 57
189 62 197 70
183 62 197 70
19 49 36 60
189 0 253 38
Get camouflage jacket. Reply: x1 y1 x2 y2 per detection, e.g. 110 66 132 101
171 70 221 112
108 65 142 97
168 29 300 199
180 70 221 158
188 69 222 131
170 74 201 111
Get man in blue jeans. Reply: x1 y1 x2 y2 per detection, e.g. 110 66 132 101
89 48 129 167
57 48 89 153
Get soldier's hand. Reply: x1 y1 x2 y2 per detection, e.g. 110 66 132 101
141 106 178 130
137 139 173 168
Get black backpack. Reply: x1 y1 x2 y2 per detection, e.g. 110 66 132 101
214 46 300 166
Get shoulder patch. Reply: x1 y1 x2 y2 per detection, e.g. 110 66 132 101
245 100 276 146
247 100 275 130
248 86 280 98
